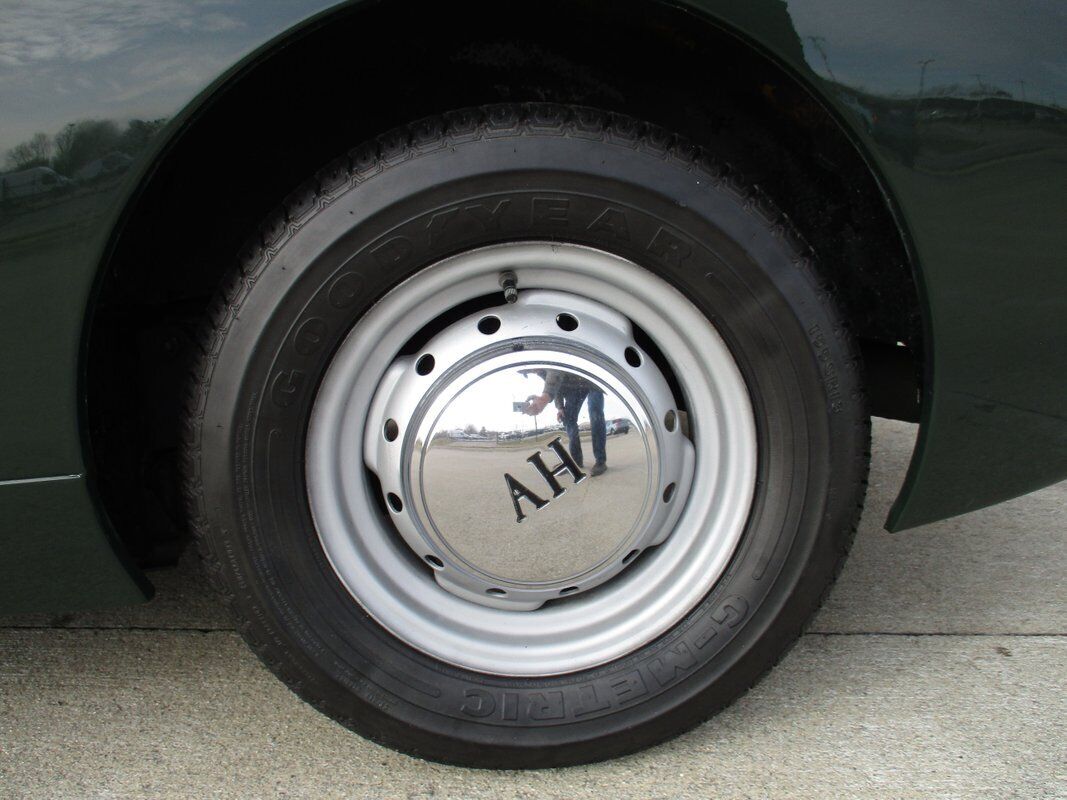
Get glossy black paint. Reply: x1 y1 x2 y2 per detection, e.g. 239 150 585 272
0 0 1064 610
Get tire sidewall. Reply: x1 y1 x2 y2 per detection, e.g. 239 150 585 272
195 117 863 765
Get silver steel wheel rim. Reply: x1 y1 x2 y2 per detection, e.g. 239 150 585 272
307 242 757 676
364 290 695 610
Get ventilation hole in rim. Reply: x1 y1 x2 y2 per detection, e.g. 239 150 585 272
663 483 677 503
387 493 403 512
477 316 501 335
383 419 399 442
555 313 578 332
486 587 507 597
622 549 641 565
415 354 435 375
624 347 642 368
559 586 580 596
664 410 677 432
424 554 444 569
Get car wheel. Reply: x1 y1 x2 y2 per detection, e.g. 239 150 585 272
184 103 868 767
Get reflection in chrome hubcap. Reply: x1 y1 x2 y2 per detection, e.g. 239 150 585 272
307 242 756 675
364 292 694 609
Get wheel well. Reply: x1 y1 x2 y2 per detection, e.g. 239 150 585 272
87 0 922 562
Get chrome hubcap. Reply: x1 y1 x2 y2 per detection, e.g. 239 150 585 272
307 242 756 675
364 291 694 610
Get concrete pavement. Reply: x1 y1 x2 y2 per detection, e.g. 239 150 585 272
1 419 1064 799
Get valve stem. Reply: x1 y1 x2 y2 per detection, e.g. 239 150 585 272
499 271 518 304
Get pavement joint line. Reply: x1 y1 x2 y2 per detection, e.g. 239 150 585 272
806 630 1067 637
0 626 1064 636
0 625 232 634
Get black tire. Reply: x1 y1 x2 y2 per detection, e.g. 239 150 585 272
184 103 868 768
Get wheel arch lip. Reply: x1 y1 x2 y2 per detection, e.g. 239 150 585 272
74 0 934 528
661 4 937 530
62 0 968 611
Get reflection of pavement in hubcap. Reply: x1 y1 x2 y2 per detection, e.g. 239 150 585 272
423 428 650 583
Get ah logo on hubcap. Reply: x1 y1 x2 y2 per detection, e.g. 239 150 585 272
504 437 586 523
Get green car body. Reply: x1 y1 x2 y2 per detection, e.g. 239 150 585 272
1 0 1065 613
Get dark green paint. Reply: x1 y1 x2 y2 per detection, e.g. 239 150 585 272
686 1 1067 527
0 0 1064 610
0 477 149 613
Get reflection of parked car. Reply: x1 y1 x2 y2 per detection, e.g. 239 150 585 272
606 418 630 435
0 166 72 200
74 152 133 182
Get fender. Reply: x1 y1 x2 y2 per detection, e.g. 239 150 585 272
1 0 1064 610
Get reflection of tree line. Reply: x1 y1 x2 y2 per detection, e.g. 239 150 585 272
831 84 1066 169
431 425 572 444
4 118 167 177
842 86 1066 130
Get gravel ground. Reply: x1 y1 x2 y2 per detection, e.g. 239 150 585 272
0 418 1064 799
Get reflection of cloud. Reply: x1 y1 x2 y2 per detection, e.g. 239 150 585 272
1044 61 1067 83
108 63 212 103
0 0 244 66
0 0 331 154
200 12 243 33
104 54 214 103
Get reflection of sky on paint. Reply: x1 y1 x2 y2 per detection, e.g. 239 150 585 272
0 0 336 151
435 368 631 434
3 0 1064 155
788 0 1067 104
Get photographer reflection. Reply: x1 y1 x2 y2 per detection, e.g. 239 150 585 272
522 369 607 476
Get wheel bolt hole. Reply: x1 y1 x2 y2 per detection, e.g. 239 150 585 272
559 586 579 596
555 313 578 332
477 316 501 335
424 554 444 569
663 483 677 503
383 419 399 442
486 587 507 597
622 549 640 565
624 347 642 368
386 492 403 513
664 410 677 432
415 354 435 375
